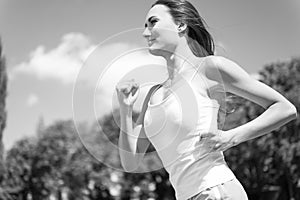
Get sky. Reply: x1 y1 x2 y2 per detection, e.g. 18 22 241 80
0 0 299 150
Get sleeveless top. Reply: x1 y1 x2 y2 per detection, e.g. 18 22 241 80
143 61 236 200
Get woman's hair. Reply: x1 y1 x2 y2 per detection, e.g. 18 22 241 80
151 0 215 57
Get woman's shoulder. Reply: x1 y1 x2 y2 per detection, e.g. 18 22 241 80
198 55 238 76
200 55 251 85
191 55 223 75
193 55 237 85
201 55 229 68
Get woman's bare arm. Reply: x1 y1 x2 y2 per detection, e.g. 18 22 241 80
203 56 297 149
118 85 157 172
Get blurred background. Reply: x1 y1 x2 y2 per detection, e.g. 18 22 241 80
0 0 299 199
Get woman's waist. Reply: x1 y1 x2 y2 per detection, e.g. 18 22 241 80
173 164 236 200
158 144 225 172
165 152 231 189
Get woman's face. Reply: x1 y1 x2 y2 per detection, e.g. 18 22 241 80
143 5 181 56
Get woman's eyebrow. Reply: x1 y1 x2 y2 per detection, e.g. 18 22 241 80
144 16 156 27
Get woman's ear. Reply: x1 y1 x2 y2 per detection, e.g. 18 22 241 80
177 23 187 33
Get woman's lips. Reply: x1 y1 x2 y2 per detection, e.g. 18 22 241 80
148 39 155 46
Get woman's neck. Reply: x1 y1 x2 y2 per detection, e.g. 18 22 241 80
163 41 197 81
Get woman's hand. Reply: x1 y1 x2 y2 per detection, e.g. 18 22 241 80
115 79 140 107
200 130 239 152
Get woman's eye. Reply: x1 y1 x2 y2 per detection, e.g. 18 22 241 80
150 20 157 25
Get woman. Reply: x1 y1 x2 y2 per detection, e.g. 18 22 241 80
115 0 297 199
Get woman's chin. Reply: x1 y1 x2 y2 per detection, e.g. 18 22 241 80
148 46 164 56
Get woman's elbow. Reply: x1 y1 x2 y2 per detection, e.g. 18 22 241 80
284 102 298 120
290 105 297 120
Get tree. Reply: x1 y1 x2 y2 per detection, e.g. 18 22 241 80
2 120 115 200
0 38 8 179
31 119 114 200
0 38 9 199
257 58 300 200
3 138 37 199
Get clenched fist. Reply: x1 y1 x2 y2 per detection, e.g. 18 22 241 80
115 79 140 107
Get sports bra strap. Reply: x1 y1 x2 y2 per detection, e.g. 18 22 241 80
140 83 163 122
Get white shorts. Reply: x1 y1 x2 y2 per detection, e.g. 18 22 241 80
187 178 248 200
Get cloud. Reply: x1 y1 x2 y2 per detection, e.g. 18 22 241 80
26 93 39 107
11 31 167 119
11 32 96 84
9 32 164 88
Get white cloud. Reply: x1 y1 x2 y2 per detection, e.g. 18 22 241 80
9 32 164 89
26 93 39 107
11 31 168 120
10 32 96 84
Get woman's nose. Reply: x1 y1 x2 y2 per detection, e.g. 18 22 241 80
142 27 151 38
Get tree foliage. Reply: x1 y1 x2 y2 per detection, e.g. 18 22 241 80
0 38 9 199
0 38 8 178
1 120 114 200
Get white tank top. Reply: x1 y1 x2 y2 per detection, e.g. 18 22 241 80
143 63 236 200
